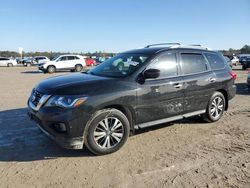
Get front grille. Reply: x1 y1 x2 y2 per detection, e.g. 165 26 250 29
31 89 44 106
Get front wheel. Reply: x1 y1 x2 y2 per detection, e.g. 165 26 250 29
84 109 130 155
202 91 225 122
7 63 13 67
47 65 56 73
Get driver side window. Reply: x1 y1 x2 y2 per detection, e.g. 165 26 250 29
148 52 178 79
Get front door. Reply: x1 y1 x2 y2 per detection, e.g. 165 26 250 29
56 56 68 69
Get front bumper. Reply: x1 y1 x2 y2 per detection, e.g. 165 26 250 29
38 66 46 71
27 101 92 150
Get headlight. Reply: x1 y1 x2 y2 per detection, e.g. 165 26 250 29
45 96 88 108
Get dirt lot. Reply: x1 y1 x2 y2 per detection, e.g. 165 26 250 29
0 66 249 188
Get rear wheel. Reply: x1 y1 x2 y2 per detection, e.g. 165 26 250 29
75 64 83 72
26 63 31 67
7 63 13 67
202 91 225 122
47 65 56 73
84 108 130 155
242 65 247 70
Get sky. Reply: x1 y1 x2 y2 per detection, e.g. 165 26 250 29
0 0 249 53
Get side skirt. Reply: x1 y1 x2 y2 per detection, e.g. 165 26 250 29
135 110 206 129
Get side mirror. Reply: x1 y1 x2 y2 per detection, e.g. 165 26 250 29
143 69 160 79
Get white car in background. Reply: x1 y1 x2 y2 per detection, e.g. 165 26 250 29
0 57 17 67
38 55 86 73
231 56 239 66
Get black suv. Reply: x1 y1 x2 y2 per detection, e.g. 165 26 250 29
241 56 250 70
28 44 236 155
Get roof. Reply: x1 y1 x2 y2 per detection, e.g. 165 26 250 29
122 45 213 55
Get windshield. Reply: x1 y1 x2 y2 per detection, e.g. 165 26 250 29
88 53 149 78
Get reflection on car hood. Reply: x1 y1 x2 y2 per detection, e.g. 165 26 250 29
35 73 113 95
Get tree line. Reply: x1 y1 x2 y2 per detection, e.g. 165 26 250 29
0 51 115 59
0 45 249 58
220 45 250 56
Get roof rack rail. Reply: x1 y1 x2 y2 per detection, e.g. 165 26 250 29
145 43 181 48
170 44 212 51
189 44 202 47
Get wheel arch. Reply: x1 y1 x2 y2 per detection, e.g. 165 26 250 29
217 89 228 111
101 104 136 134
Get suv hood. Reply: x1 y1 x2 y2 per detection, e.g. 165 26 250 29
35 73 114 95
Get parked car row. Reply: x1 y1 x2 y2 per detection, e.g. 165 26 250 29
0 55 112 70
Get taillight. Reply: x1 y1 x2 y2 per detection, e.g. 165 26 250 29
229 71 237 80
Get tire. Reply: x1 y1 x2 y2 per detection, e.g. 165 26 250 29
75 64 83 72
202 91 225 123
26 63 31 67
84 108 130 155
47 66 56 74
242 65 247 70
7 63 13 67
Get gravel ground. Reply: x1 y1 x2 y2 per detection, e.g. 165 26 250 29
0 66 249 188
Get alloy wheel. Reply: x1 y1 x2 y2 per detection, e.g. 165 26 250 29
210 96 224 118
94 117 124 149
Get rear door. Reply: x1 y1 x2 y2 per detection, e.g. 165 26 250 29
67 56 77 68
136 51 185 125
179 51 216 114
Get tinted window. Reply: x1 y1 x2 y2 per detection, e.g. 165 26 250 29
0 58 9 60
75 56 80 59
181 53 208 74
205 53 225 70
67 56 75 60
149 52 177 78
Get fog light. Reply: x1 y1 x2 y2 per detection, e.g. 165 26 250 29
53 123 67 133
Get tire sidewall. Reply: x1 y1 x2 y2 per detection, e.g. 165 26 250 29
207 92 225 122
75 64 83 72
85 109 130 155
47 66 55 73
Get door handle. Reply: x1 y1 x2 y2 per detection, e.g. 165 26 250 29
173 83 183 88
208 78 216 83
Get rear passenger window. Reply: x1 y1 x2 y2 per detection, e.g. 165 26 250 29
204 53 225 70
74 56 80 60
149 52 178 78
181 53 208 75
67 56 75 60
